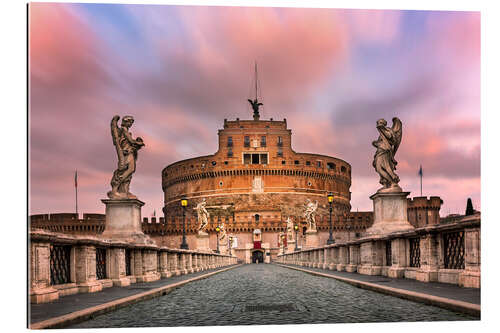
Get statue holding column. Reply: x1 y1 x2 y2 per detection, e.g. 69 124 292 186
107 115 145 200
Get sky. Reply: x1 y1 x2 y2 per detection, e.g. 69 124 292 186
28 2 480 217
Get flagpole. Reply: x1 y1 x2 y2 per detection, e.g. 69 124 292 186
75 170 78 216
419 165 423 196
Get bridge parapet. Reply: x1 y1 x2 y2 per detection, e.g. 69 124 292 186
276 213 480 289
29 229 237 304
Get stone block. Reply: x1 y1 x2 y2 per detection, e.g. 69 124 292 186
30 241 60 303
366 191 414 235
53 283 79 297
388 267 405 278
78 281 102 293
195 233 211 252
404 268 417 280
112 277 131 287
346 264 357 273
459 270 480 288
305 230 319 249
438 269 460 285
357 265 382 276
416 269 438 283
99 279 114 288
30 287 59 304
101 199 155 245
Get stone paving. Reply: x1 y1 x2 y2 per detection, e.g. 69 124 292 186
70 264 477 328
280 264 480 305
30 265 237 325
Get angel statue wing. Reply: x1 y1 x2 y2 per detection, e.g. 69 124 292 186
391 117 403 157
110 115 125 169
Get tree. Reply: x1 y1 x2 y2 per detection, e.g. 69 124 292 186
465 198 474 216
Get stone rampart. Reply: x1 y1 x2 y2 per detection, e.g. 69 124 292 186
30 213 105 234
277 213 480 288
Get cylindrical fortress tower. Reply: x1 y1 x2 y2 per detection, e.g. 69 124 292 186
162 117 352 230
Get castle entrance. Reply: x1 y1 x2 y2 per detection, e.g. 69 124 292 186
251 250 264 263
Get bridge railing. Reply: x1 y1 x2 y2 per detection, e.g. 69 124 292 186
276 214 480 288
29 229 237 304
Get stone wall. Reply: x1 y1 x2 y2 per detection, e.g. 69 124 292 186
30 213 105 234
277 213 480 288
29 229 237 304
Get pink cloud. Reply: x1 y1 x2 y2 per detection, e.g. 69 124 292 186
347 9 402 44
29 3 110 95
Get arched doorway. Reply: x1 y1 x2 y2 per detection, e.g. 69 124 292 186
251 250 264 263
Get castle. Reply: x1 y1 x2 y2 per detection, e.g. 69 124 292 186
30 110 444 263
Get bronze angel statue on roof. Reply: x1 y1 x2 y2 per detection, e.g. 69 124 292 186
372 117 403 192
248 98 263 120
107 115 145 200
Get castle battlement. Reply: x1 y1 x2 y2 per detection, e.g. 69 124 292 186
406 196 443 227
29 213 105 234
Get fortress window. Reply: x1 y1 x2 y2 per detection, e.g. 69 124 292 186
306 161 311 166
260 154 268 164
224 161 228 165
244 136 250 147
341 166 347 173
317 161 322 168
219 181 223 187
255 214 260 222
281 160 286 165
227 136 233 147
244 153 268 165
227 148 233 157
327 162 336 171
278 136 283 147
294 160 299 165
307 181 312 186
212 161 217 166
277 147 283 157
261 136 266 147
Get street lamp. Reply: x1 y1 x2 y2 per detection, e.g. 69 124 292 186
180 199 189 249
215 226 220 253
346 225 351 242
294 225 299 251
229 236 233 256
327 192 335 245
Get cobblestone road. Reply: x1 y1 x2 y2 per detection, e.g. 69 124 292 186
71 264 476 328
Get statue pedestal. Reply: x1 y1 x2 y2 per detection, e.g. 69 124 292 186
287 240 297 253
218 243 228 255
195 233 211 252
304 230 319 249
101 199 155 245
365 191 414 235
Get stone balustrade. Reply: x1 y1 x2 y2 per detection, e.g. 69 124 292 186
29 229 237 304
276 214 480 288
